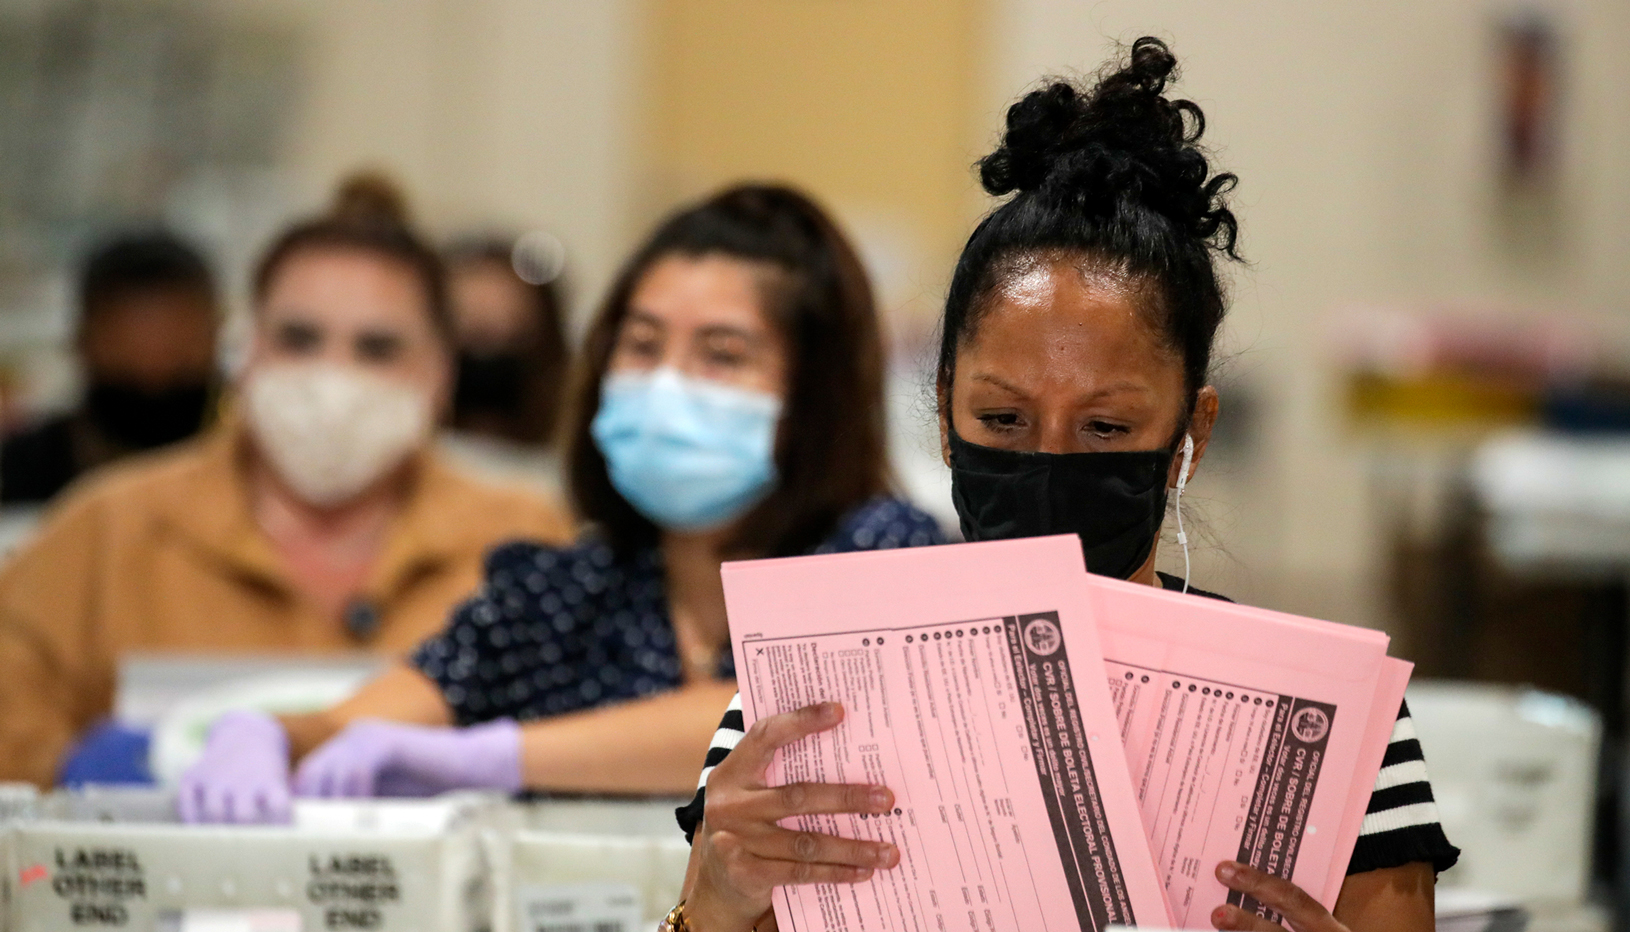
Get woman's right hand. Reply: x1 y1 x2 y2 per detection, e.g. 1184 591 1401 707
177 709 292 824
685 701 900 932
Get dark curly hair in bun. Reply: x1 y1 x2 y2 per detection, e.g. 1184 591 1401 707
938 37 1240 427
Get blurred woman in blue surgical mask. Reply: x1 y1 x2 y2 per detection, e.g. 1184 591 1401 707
181 184 944 820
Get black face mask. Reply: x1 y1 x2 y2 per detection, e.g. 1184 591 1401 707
85 381 210 450
454 351 529 418
948 429 1174 580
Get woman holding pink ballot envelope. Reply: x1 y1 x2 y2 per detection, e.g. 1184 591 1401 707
670 39 1458 932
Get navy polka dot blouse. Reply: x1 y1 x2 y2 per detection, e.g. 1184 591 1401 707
410 497 946 726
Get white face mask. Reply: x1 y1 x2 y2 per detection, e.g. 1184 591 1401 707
244 361 432 508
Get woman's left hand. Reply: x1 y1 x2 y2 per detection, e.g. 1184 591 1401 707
1211 861 1349 932
293 718 522 798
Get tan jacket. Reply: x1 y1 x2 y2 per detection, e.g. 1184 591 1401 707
0 428 572 786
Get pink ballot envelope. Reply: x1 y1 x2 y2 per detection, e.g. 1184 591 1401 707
1318 657 1413 904
1086 573 1412 928
724 536 1173 931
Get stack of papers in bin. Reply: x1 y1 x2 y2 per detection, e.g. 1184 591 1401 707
723 535 1413 930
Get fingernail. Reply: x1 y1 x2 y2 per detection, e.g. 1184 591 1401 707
854 867 874 882
1211 905 1232 928
1216 861 1239 883
878 844 898 868
869 787 892 810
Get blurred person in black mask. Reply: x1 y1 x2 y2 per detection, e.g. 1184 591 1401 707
1 232 218 505
444 236 570 450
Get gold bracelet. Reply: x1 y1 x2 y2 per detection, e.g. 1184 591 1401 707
658 900 690 932
661 898 763 932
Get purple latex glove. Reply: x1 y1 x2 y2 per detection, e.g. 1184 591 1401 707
292 719 522 799
177 709 292 824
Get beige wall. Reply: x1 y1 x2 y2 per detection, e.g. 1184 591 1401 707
637 0 988 329
251 0 990 331
222 0 640 328
994 0 1630 630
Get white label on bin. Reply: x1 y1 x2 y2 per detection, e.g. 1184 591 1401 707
515 882 641 932
156 908 304 932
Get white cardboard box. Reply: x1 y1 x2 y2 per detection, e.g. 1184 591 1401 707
491 800 690 932
7 794 496 932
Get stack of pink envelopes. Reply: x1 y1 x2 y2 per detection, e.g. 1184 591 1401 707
724 534 1409 931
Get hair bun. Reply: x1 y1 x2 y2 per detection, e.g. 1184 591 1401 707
979 37 1238 255
328 171 413 229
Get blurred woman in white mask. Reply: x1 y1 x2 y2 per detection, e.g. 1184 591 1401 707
0 174 572 789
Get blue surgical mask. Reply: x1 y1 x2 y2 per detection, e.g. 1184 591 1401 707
590 367 782 530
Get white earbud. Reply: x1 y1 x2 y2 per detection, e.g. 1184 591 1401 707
1175 434 1194 594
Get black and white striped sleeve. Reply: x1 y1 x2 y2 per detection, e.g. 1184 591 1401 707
1346 700 1461 875
676 692 746 843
